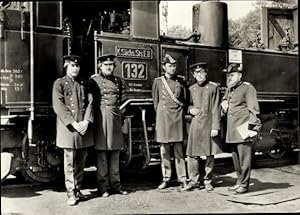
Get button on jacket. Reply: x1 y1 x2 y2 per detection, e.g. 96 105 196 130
152 75 186 143
52 75 94 149
89 74 125 150
223 81 260 143
186 81 222 156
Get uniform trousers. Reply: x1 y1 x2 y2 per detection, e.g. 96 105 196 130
231 142 252 188
160 142 187 183
63 148 88 197
96 150 121 193
187 155 214 186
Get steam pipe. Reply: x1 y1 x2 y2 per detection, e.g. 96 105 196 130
160 32 200 43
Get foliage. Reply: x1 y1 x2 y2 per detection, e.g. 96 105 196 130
254 0 296 8
167 25 193 38
228 0 296 48
228 9 261 48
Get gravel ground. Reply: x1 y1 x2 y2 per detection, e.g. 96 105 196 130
2 156 300 214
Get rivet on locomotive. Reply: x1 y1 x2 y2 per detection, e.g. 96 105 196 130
0 1 298 183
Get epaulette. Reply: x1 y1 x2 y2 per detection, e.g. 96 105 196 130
209 81 220 86
90 74 99 78
155 77 162 80
57 76 66 82
243 82 251 85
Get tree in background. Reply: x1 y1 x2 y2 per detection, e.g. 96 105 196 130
167 25 193 38
228 9 261 48
228 0 296 48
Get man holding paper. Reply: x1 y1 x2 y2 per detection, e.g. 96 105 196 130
221 63 260 194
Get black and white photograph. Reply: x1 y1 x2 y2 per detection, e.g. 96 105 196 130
1 0 299 214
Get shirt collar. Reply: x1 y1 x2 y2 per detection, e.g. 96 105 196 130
197 79 208 87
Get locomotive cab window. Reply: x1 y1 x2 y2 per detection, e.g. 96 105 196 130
63 1 131 37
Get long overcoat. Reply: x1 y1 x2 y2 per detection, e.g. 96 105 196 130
186 81 222 156
223 81 260 143
152 75 186 143
52 75 94 149
89 74 125 150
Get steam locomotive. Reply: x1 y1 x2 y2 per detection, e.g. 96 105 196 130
0 1 298 183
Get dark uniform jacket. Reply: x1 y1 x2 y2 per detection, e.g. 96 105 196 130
89 73 125 150
223 81 260 143
186 80 222 156
52 75 94 149
152 75 186 143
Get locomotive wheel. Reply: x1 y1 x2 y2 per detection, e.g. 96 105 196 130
120 153 148 173
266 143 287 159
22 167 62 184
21 133 63 183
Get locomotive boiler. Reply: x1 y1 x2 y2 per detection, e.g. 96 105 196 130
0 1 298 183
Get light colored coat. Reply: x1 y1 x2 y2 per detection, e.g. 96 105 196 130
152 75 186 143
52 75 94 149
186 81 222 156
223 81 260 143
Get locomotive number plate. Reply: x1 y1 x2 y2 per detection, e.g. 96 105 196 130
122 62 147 80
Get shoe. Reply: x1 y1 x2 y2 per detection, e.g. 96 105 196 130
102 191 110 197
205 184 214 192
234 187 248 194
158 181 169 190
181 182 194 191
75 191 88 201
114 190 128 195
227 184 240 192
67 196 77 206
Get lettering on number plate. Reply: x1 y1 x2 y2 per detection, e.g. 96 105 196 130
122 62 147 80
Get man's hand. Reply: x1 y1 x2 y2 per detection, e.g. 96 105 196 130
71 121 80 132
211 129 218 137
77 120 89 135
190 108 200 116
221 100 229 113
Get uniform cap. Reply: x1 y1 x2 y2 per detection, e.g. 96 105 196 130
189 62 207 72
162 54 176 64
63 55 80 64
97 54 116 63
223 63 243 73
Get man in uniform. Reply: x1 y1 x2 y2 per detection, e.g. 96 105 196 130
152 54 189 190
182 62 222 192
89 54 128 197
52 55 94 206
221 63 260 194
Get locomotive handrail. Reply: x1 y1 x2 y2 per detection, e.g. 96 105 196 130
0 115 19 119
120 98 153 111
140 108 151 170
258 99 285 102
